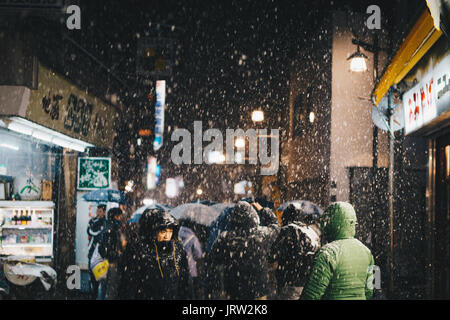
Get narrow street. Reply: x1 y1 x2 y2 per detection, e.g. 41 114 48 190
0 0 449 302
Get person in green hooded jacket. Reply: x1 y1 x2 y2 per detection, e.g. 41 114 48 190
300 202 375 300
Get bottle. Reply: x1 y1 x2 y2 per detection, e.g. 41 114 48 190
31 210 37 226
21 210 27 225
12 210 17 225
17 210 22 225
37 210 43 224
26 210 31 225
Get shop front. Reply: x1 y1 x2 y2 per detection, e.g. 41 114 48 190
0 62 118 290
0 127 61 263
402 37 450 299
372 8 450 298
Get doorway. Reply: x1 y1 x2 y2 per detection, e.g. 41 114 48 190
434 131 450 299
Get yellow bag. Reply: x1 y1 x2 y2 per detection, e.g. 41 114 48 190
92 259 109 281
90 243 109 281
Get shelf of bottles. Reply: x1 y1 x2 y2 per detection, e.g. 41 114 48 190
0 201 54 260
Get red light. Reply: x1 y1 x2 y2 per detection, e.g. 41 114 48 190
139 129 151 136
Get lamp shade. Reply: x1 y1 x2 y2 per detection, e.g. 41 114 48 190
347 46 368 72
350 56 368 72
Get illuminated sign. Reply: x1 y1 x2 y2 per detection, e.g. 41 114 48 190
403 54 450 134
153 80 165 151
138 129 151 136
146 156 157 190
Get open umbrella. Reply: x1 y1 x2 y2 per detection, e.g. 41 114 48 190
206 204 235 252
82 189 128 204
211 202 234 215
128 203 172 223
277 200 324 220
171 203 220 227
171 203 221 245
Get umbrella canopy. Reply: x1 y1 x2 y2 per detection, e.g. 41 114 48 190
82 189 128 204
211 202 235 214
171 203 220 227
277 200 324 219
190 200 217 206
206 204 235 252
128 203 172 223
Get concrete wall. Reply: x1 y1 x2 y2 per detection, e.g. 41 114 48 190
0 85 30 116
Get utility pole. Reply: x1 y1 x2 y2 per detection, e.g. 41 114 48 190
387 87 395 297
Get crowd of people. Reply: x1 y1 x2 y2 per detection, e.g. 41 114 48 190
86 199 375 300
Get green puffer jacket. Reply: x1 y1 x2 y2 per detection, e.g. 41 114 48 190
301 202 375 300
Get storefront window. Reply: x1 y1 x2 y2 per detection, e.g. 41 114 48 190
0 128 59 201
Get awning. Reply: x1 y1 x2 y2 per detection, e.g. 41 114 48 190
373 9 443 105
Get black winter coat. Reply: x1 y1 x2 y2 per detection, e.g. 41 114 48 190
119 209 190 300
205 201 280 300
87 217 107 261
98 219 123 264
269 204 321 289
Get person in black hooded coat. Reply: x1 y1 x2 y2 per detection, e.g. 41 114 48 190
205 201 280 300
269 203 321 300
119 208 191 300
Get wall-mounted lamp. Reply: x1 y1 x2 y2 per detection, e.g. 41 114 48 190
348 37 387 78
347 45 368 72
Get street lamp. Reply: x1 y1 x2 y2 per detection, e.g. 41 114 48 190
347 45 368 72
252 110 264 122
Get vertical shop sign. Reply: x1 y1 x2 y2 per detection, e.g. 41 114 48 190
153 80 166 151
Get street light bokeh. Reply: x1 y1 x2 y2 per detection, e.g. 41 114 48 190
309 111 315 123
252 110 264 122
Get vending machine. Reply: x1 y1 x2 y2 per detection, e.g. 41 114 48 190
0 201 54 263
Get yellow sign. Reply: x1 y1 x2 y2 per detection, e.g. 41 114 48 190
92 259 109 281
27 64 118 149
